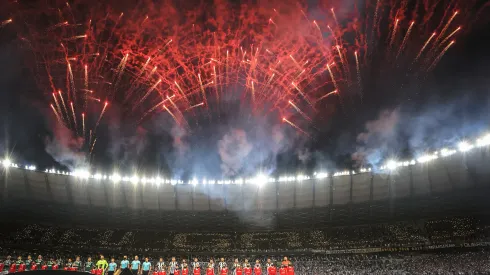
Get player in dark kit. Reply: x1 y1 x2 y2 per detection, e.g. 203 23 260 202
85 257 95 273
15 256 24 269
25 255 33 271
155 258 166 275
168 257 178 275
65 258 73 270
34 255 43 270
218 258 226 274
73 257 82 271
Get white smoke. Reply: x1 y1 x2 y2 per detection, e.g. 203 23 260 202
45 122 87 169
352 108 400 165
217 129 253 177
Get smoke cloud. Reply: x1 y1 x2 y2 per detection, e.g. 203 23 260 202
45 122 87 169
352 108 401 166
217 129 253 177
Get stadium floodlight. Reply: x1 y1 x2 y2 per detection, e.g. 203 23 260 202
2 158 11 168
236 178 243 185
111 174 121 183
315 172 328 179
477 134 490 147
191 178 198 186
440 148 456 157
458 141 473 152
254 174 268 187
386 160 398 170
73 169 90 179
417 154 438 163
94 173 102 180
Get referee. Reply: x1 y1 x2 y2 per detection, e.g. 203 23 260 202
131 256 141 275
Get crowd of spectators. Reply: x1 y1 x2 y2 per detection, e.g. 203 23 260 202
1 217 488 253
2 216 490 273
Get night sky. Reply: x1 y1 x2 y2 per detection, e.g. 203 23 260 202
0 0 489 180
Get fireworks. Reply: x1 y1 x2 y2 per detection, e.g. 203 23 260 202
6 0 485 158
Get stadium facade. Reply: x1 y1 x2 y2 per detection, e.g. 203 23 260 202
1 147 490 231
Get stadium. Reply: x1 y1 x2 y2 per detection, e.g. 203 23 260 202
1 0 490 274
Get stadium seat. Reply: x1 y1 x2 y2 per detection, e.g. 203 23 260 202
64 267 69 271
9 264 17 273
41 265 47 270
96 269 103 275
158 272 166 275
154 272 159 275
30 265 37 270
53 265 59 270
18 264 26 272
91 269 97 274
69 267 76 271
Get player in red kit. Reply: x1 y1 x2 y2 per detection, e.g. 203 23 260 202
266 265 276 275
181 266 188 275
243 261 252 275
279 265 287 275
253 260 261 275
286 264 293 275
192 263 200 275
235 264 242 275
220 264 228 275
206 262 215 275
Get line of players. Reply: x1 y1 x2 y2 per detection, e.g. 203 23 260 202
1 255 294 275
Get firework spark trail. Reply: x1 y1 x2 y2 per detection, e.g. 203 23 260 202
335 45 349 79
50 104 62 124
67 62 76 104
291 82 315 111
70 101 77 132
64 34 87 40
288 100 311 121
251 81 256 104
174 81 190 106
163 105 180 126
90 138 97 154
84 64 88 110
82 113 85 139
138 78 162 106
369 0 381 51
283 117 310 137
113 53 129 89
58 90 69 125
52 93 63 120
428 40 455 71
354 51 362 93
326 63 338 91
95 101 108 132
388 19 400 51
434 11 459 45
185 102 204 111
1 18 12 28
415 32 437 62
396 21 415 60
316 90 338 103
167 96 190 129
198 73 207 106
439 26 461 47
313 20 322 40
